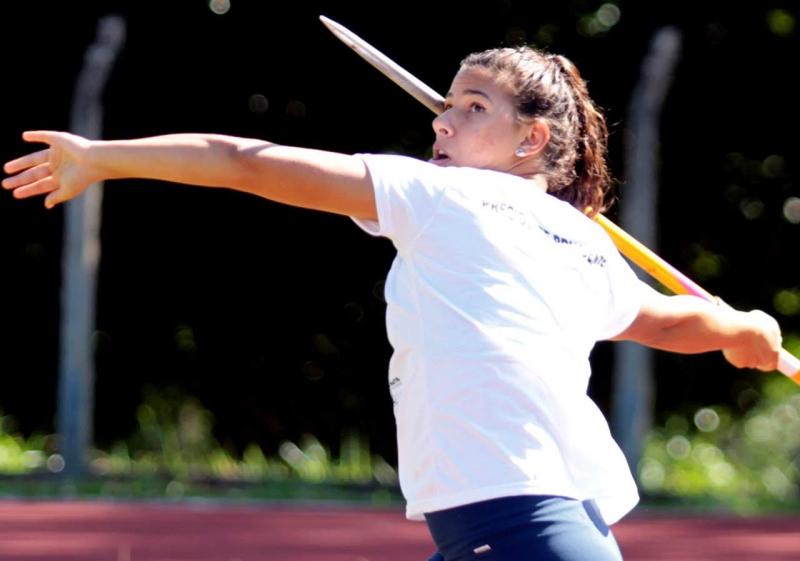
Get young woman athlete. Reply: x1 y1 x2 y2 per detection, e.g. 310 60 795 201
3 47 782 560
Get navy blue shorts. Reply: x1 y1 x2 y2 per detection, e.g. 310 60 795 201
424 495 624 561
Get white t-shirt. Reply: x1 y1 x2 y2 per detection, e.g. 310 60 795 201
351 154 642 525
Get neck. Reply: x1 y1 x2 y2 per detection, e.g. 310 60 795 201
523 173 549 194
507 159 549 193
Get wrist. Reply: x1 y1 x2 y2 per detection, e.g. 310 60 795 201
85 139 123 181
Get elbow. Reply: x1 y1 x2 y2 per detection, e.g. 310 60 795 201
207 135 272 190
610 310 673 348
616 325 670 349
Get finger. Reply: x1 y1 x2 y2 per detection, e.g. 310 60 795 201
756 361 776 373
22 130 63 145
2 163 51 190
766 350 781 372
13 177 58 200
44 188 69 210
3 149 50 175
752 349 778 372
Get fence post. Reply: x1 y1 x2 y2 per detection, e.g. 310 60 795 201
57 15 125 481
612 27 682 476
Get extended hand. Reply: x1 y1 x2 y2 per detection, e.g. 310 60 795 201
2 131 98 209
722 309 783 372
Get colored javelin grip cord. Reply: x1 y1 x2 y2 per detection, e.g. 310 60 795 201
320 15 800 382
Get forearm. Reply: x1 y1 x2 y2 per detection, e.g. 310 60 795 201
613 283 781 370
89 134 268 189
633 294 748 353
614 283 779 353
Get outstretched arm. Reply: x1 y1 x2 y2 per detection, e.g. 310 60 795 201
612 281 782 371
2 131 377 220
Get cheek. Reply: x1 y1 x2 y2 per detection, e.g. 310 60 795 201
459 117 517 162
468 124 503 150
478 127 514 158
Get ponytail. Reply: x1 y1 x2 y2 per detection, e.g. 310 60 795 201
549 55 612 216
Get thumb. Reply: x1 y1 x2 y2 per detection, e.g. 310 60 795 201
44 189 65 210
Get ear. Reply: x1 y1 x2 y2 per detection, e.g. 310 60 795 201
518 119 550 157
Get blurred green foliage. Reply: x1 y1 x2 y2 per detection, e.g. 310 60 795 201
0 415 53 474
0 389 398 496
640 339 800 511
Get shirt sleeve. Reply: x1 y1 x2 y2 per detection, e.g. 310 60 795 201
350 154 448 252
598 235 644 340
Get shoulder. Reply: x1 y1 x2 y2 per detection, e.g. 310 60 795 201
357 154 515 187
357 153 444 180
533 189 598 229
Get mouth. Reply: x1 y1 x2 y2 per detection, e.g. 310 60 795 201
430 146 452 165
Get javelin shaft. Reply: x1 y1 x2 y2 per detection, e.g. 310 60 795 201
594 214 715 300
320 15 800 382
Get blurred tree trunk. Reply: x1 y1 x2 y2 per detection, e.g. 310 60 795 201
57 16 125 481
612 27 681 476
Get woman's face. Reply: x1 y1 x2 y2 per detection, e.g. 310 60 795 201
430 67 532 172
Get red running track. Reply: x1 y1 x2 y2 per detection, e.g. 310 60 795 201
0 501 798 561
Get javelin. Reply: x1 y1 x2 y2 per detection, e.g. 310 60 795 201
319 15 800 382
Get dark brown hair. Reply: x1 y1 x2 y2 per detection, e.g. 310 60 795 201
461 47 611 216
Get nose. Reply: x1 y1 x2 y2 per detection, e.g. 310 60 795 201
432 112 453 137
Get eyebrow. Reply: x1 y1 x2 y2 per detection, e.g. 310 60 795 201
445 88 492 101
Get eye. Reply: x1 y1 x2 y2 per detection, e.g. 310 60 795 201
469 102 486 113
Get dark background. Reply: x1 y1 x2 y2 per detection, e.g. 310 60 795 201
1 1 797 463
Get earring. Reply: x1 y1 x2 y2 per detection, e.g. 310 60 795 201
515 147 527 158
